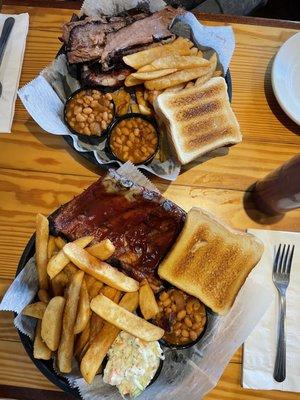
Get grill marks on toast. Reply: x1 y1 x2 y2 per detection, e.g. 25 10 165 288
169 81 233 152
154 77 242 164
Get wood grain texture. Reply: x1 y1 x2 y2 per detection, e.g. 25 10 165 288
0 340 58 391
0 4 299 400
0 167 299 281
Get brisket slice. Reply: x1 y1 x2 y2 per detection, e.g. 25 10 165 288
81 64 131 87
49 170 185 290
66 19 127 64
65 12 148 64
101 6 185 70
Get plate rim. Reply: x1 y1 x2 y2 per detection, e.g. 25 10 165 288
271 32 300 125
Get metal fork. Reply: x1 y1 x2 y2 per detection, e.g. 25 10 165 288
272 243 295 382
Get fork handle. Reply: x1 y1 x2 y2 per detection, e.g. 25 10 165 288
274 293 286 382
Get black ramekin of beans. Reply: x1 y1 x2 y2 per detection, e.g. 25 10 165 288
106 113 159 165
153 288 207 350
64 87 115 140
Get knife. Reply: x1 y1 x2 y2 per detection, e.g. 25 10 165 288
0 17 15 98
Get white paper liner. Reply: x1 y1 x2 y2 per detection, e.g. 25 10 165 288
0 164 272 400
17 0 235 181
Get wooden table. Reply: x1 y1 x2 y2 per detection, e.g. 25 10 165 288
0 3 299 399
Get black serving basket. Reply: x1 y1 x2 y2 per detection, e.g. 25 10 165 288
16 235 163 398
63 70 232 171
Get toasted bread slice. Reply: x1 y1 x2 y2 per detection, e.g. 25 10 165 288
158 208 263 314
154 77 242 164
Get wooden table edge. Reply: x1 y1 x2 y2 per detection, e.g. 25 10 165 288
1 1 300 30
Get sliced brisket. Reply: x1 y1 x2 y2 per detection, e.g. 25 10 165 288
101 6 185 70
64 12 149 64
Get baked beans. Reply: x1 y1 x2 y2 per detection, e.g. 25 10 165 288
153 288 206 346
109 117 158 164
65 89 114 137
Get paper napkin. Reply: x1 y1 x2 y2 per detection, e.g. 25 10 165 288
0 13 29 133
243 229 300 392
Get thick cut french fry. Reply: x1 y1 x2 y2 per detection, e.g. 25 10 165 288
51 269 69 296
163 83 185 93
123 37 193 69
124 75 143 87
36 214 49 290
63 243 139 292
54 236 66 250
185 81 195 88
139 281 159 320
132 68 177 81
91 294 164 342
33 320 51 360
150 55 209 71
112 89 131 115
57 270 84 373
38 289 50 303
135 88 152 115
47 236 57 260
74 319 90 359
87 278 103 299
195 53 218 87
139 64 156 72
74 278 91 335
189 47 198 55
80 292 139 384
145 65 211 90
130 102 140 113
89 285 121 342
139 104 152 115
22 302 47 319
47 236 93 279
41 296 66 351
87 239 115 261
147 90 163 105
64 263 78 279
213 69 222 77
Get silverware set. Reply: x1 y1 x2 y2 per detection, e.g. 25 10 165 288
0 17 15 98
272 243 295 382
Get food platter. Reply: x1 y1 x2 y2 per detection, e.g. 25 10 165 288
18 3 237 182
14 169 265 399
63 70 232 171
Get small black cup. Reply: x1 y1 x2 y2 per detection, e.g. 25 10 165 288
106 113 159 166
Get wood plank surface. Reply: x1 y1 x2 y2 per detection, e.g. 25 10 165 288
0 3 299 400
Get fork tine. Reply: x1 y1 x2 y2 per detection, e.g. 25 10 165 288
282 244 290 273
273 244 282 273
286 245 295 275
278 244 286 273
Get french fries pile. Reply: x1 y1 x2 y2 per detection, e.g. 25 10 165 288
23 214 163 384
121 37 221 116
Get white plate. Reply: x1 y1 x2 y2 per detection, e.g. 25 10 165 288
272 32 300 125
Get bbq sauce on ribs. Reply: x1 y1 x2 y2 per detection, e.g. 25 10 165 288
49 171 185 289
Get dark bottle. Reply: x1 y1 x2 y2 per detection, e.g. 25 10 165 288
252 155 300 215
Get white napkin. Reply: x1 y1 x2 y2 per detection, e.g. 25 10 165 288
243 229 300 392
0 13 29 133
